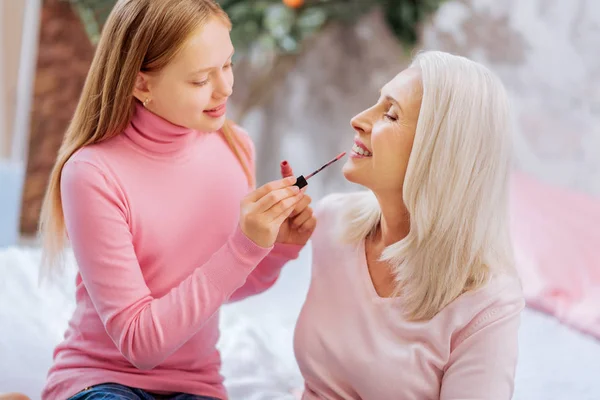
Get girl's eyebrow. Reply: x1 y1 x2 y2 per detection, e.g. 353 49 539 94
191 49 235 74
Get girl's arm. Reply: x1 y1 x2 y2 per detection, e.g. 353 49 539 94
226 242 302 302
224 125 305 302
61 160 273 370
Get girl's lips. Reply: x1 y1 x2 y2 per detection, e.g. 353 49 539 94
203 103 227 118
205 103 226 112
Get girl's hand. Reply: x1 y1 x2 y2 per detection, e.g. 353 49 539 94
276 161 317 245
240 177 305 248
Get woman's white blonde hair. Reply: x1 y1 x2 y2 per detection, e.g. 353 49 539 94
338 50 516 321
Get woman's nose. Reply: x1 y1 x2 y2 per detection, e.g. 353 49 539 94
351 112 371 135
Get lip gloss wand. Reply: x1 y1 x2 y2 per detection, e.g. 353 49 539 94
291 152 347 189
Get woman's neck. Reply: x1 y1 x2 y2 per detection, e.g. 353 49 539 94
373 190 410 247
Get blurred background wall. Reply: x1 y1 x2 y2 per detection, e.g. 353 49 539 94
18 0 93 235
1 1 26 160
1 0 599 245
0 0 37 247
231 0 600 200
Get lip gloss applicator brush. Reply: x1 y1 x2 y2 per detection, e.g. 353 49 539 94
293 152 347 189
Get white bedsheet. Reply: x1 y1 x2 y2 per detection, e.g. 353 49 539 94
1 245 599 400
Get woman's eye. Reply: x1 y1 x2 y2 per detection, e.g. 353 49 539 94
224 62 233 69
384 105 398 121
193 80 209 87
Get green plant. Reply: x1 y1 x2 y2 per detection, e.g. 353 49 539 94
63 0 115 44
64 0 444 121
65 0 444 51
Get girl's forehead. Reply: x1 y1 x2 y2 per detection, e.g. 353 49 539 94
172 20 233 70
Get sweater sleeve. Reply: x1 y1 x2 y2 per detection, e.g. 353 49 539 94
226 242 302 303
439 298 525 400
61 160 271 370
222 123 302 302
228 193 347 302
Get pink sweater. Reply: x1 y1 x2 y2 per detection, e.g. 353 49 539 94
294 194 525 400
42 103 302 400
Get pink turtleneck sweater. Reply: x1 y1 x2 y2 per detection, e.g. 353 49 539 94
294 194 525 400
42 103 302 400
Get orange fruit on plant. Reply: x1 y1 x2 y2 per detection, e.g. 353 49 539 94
283 0 304 8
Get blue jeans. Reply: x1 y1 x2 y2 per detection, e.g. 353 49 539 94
68 383 222 400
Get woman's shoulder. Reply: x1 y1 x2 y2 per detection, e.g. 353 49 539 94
311 191 374 249
313 191 359 232
454 273 524 312
314 191 372 219
313 190 379 237
443 273 525 339
314 192 349 216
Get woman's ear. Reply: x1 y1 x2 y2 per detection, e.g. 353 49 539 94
132 72 152 103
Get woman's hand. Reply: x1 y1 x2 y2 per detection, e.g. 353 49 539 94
275 161 317 245
239 177 305 248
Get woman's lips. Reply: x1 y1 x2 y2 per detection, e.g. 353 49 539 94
351 138 372 157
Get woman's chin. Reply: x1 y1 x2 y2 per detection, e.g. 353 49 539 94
342 163 361 185
343 164 376 191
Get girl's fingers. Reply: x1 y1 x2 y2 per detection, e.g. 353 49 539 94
291 207 313 229
266 192 304 222
290 194 312 218
253 186 300 213
246 176 297 204
273 201 298 226
298 216 317 234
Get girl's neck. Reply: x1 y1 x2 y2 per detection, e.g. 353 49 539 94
122 102 197 157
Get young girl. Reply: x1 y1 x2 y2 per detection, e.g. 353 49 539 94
39 1 316 399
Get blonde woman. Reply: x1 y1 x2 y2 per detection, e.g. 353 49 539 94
294 51 525 399
38 1 316 399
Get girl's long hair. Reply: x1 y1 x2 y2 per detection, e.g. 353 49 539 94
39 0 252 279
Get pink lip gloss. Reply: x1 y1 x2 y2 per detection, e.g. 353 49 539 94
293 152 347 189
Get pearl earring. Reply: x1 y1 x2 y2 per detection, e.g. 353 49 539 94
143 98 151 108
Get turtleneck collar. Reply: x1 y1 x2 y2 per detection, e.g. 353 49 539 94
122 102 197 158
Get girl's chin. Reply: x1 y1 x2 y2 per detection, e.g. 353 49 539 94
193 116 225 132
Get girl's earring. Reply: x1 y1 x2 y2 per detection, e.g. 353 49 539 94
143 98 151 108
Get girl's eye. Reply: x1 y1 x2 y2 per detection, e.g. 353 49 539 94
224 62 233 69
193 80 209 87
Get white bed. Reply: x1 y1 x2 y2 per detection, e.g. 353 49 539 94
1 245 599 400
